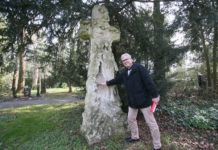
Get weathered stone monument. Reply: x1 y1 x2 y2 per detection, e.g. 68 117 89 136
78 5 127 145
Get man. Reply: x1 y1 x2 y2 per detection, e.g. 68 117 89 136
98 53 161 150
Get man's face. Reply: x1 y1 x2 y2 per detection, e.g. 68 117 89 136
121 55 133 69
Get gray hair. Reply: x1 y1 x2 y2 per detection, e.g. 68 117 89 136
121 53 132 60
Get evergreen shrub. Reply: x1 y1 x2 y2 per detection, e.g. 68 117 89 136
160 98 218 130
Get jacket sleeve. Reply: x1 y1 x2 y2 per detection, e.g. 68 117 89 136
139 65 159 98
106 73 124 86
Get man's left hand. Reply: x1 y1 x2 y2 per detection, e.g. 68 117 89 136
152 96 160 104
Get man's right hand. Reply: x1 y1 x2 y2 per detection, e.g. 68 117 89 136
97 82 107 86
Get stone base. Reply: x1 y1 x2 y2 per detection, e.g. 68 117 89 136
81 88 128 145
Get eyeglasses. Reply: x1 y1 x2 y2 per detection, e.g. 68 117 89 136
122 58 130 62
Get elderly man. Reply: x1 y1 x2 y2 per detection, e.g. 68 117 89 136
98 53 161 150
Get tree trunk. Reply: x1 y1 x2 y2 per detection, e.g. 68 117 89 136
16 49 26 93
36 73 41 97
41 78 46 94
11 50 19 98
12 68 18 98
32 63 39 89
200 27 212 88
12 71 17 98
12 56 19 98
68 81 72 93
212 24 217 95
41 71 46 94
153 0 165 80
17 28 26 93
14 56 19 90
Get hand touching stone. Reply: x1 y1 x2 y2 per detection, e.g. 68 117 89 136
97 82 107 86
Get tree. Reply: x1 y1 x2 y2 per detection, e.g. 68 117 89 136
212 0 217 95
0 0 45 92
178 0 218 95
109 1 187 99
0 0 198 100
0 0 89 94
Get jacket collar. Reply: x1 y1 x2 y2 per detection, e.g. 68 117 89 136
126 63 136 71
125 63 137 76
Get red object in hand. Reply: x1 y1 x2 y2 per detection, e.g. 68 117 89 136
150 102 157 113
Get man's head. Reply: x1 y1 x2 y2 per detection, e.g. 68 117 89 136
121 53 133 69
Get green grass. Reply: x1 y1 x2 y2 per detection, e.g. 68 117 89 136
32 87 84 94
0 101 129 150
0 96 217 149
0 101 87 149
0 101 194 150
33 87 85 99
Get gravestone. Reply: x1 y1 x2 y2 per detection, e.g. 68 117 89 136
23 87 31 97
78 5 127 145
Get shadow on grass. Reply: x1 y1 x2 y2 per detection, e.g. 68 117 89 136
0 101 128 150
1 99 216 150
0 101 87 149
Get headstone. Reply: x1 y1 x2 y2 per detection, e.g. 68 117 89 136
198 73 206 88
79 5 127 145
24 87 31 97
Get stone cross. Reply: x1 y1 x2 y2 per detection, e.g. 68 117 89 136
78 5 127 145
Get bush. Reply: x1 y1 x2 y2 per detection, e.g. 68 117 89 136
61 82 68 89
160 98 218 130
0 84 9 92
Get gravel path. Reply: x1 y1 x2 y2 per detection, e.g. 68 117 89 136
0 97 83 109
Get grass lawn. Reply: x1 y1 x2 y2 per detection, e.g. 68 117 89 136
0 101 84 149
0 87 85 102
36 87 85 99
0 101 129 150
0 94 217 149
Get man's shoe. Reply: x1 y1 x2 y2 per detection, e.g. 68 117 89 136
154 148 161 150
125 137 139 143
